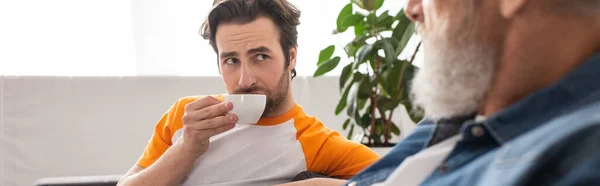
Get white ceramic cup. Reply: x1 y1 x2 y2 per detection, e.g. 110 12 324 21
223 94 266 124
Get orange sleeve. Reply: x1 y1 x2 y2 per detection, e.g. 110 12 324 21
135 95 222 168
315 135 380 179
297 117 380 179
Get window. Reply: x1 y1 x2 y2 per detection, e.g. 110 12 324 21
0 0 136 76
0 0 421 76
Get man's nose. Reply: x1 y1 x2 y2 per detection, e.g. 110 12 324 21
405 0 424 22
238 62 257 89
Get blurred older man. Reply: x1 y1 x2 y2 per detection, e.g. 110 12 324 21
341 0 600 185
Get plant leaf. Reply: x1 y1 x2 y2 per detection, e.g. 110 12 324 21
335 83 352 115
356 44 375 64
354 21 365 36
366 13 377 25
342 14 365 28
395 22 415 56
353 0 377 11
375 0 384 10
385 60 405 94
339 63 353 91
390 122 400 136
352 72 364 83
351 0 365 10
347 124 355 140
376 10 395 29
357 97 368 111
345 35 368 58
369 55 378 71
392 9 411 35
359 112 371 128
313 57 341 77
377 10 390 21
370 133 382 145
378 68 389 93
404 103 425 123
379 39 396 66
371 26 393 34
364 0 377 11
358 76 372 99
392 9 412 54
337 3 353 33
346 82 360 116
317 45 335 66
342 119 351 130
345 43 358 58
378 96 399 111
375 120 383 136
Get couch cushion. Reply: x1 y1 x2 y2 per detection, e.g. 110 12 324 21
34 175 121 186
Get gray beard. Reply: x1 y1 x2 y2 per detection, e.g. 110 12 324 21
410 35 498 121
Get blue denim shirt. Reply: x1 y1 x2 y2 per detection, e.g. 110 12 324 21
346 52 600 186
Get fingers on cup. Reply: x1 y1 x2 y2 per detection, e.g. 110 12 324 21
184 96 222 112
184 114 237 130
184 101 233 121
203 114 237 129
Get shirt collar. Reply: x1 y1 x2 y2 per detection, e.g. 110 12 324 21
483 52 600 144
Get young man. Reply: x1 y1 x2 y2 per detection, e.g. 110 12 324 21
116 0 379 186
339 0 600 185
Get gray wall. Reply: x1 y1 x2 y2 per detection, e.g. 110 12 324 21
0 76 416 186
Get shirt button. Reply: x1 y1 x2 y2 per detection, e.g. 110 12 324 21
471 125 486 137
348 181 357 186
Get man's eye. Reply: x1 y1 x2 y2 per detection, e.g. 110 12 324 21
225 58 239 65
256 54 269 61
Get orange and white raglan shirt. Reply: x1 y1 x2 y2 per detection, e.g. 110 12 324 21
136 95 380 186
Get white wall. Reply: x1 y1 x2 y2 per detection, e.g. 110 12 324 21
0 76 416 186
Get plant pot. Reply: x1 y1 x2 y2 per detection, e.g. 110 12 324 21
363 142 396 156
369 146 394 156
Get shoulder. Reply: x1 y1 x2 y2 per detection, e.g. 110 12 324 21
294 109 378 157
516 102 600 150
293 109 346 145
498 100 600 151
294 112 380 177
498 105 600 179
542 121 600 159
520 123 600 185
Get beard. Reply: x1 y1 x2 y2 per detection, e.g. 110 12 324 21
233 69 289 117
410 14 499 121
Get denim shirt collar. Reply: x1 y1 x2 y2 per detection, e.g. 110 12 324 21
482 52 600 144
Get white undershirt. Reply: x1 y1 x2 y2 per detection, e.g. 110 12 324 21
371 134 461 186
371 115 486 186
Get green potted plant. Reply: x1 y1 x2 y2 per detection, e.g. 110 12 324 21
313 0 423 150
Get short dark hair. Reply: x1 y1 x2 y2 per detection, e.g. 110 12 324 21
200 0 300 78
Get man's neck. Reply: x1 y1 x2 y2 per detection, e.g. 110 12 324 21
481 16 600 116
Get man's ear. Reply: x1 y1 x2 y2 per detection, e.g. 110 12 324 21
500 0 528 18
289 47 297 70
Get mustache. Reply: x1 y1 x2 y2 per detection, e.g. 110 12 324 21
233 86 266 94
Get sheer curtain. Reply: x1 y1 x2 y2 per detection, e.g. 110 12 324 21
131 0 416 76
130 0 357 76
0 0 136 76
0 0 418 76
